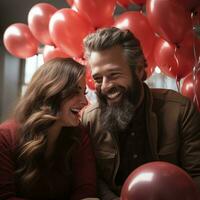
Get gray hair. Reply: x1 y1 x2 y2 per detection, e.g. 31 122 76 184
83 27 147 73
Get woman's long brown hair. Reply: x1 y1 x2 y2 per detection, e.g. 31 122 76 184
13 58 85 192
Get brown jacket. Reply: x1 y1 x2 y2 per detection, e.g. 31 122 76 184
82 85 200 198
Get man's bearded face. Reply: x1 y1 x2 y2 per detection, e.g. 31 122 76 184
97 72 142 133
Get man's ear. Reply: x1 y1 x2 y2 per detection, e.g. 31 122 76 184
136 66 146 81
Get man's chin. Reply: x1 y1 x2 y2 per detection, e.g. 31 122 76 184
100 96 136 133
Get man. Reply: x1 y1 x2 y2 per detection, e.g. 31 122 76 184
82 27 200 200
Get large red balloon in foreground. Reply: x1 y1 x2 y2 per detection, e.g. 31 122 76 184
121 161 199 200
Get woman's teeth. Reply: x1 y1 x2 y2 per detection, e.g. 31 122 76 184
70 108 80 114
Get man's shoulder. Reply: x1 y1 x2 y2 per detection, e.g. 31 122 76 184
82 103 100 125
150 88 189 105
148 88 198 122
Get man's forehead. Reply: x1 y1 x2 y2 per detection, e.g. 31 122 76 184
91 64 123 76
89 49 125 67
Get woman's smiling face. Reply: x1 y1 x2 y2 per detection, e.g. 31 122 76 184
58 75 88 127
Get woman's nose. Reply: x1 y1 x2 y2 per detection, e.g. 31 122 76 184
81 95 88 107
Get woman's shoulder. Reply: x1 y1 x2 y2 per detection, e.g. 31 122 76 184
75 125 92 150
0 119 19 149
78 125 90 139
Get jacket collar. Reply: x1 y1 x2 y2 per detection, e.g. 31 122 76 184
143 83 159 160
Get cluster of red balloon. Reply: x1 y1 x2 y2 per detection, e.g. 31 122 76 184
145 0 200 110
2 0 200 102
121 161 200 200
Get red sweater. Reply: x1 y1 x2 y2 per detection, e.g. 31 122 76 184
0 120 97 200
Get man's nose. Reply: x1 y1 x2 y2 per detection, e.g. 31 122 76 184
101 77 112 94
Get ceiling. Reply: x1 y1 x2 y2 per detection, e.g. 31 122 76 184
0 0 140 47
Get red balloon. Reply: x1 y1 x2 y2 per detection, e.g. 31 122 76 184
154 31 200 79
117 0 132 8
49 8 94 58
43 45 69 62
146 52 156 79
73 57 88 66
181 72 200 111
86 67 95 90
173 0 200 11
154 38 177 78
73 0 116 28
71 3 78 12
182 73 196 99
71 57 95 90
28 3 57 45
146 0 192 44
114 11 156 58
130 0 146 5
121 161 200 200
192 7 200 33
3 23 39 58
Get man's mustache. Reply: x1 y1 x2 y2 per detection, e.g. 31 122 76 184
97 85 126 101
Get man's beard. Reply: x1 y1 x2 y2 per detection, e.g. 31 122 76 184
97 75 142 133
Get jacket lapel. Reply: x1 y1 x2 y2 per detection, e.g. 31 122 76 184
144 84 159 160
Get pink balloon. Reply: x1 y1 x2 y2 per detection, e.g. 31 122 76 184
73 0 116 28
49 8 94 58
3 23 39 58
114 11 157 58
121 161 199 200
146 0 192 44
28 3 57 45
43 45 69 62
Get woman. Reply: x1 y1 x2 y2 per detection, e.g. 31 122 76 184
0 58 97 200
